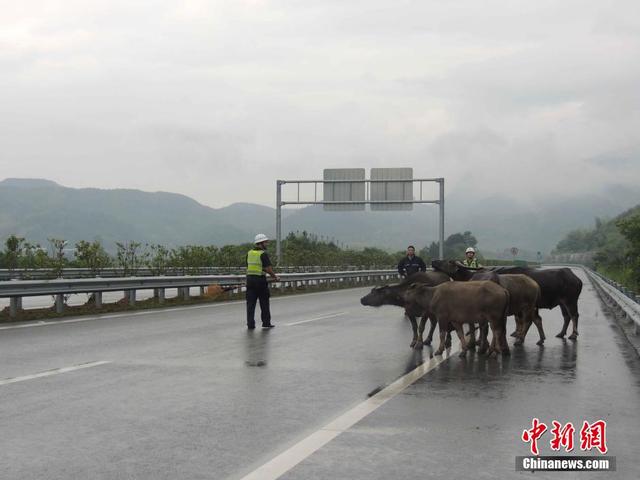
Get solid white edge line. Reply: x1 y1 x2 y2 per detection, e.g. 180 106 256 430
284 312 347 326
237 347 456 480
0 287 371 331
0 360 111 386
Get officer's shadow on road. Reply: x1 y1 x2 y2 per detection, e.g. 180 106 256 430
244 328 273 368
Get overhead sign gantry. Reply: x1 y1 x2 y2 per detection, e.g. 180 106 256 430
275 168 445 265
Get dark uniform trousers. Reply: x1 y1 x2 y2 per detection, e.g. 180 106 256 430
246 275 271 328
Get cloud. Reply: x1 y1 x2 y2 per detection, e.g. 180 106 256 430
0 0 639 208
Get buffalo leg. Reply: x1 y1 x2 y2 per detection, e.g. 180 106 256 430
455 324 468 358
434 328 447 356
499 311 510 356
556 304 571 338
423 316 437 346
487 328 498 357
500 324 511 356
445 329 452 348
408 315 419 348
466 324 477 349
567 301 579 340
527 308 546 345
511 312 524 338
414 316 427 350
488 322 508 357
477 324 489 354
514 311 526 345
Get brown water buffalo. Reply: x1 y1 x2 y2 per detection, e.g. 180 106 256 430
360 271 451 349
430 261 500 349
402 280 510 358
498 274 544 345
431 260 545 345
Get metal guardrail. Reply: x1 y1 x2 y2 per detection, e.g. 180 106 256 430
0 266 394 281
0 270 398 318
584 267 640 334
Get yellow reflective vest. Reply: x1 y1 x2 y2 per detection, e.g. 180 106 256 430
247 249 265 276
462 258 479 268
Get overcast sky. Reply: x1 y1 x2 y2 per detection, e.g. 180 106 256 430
1 0 639 208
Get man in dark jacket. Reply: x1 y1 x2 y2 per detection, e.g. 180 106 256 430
246 233 280 329
397 245 427 278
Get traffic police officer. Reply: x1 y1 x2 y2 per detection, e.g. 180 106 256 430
397 245 427 278
246 234 279 329
462 247 481 268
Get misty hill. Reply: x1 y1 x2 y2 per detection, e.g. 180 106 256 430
0 179 255 248
0 178 638 256
280 185 640 257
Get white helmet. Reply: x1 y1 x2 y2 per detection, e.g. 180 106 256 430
465 247 476 254
254 233 269 244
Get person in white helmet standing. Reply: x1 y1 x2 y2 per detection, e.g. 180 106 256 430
246 234 280 329
463 247 481 268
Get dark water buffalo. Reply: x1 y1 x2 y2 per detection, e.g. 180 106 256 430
402 281 510 358
491 266 583 340
431 260 545 345
360 271 451 349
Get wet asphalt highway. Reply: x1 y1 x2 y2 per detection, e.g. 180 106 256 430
1 268 639 479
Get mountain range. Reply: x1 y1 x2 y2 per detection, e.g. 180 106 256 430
1 178 638 258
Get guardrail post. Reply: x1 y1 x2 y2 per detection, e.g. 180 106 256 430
128 290 136 305
9 296 21 318
199 286 206 296
55 294 64 314
157 288 165 304
94 292 102 308
182 287 190 301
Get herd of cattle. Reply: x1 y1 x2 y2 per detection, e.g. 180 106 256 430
360 261 583 358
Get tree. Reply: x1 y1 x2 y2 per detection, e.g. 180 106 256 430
617 215 640 252
169 245 218 274
47 238 68 278
75 240 111 276
3 235 25 272
115 241 146 276
22 242 49 270
420 231 479 261
147 244 171 275
616 214 640 284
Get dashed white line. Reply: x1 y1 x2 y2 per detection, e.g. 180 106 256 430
238 347 457 480
284 312 347 326
0 361 111 386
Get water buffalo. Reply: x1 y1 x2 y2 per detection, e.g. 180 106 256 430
431 260 500 348
431 260 545 345
402 281 510 358
491 266 583 340
498 274 544 345
360 271 451 349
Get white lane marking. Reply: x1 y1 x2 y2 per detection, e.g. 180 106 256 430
284 312 347 326
0 361 111 386
0 287 370 331
238 347 457 480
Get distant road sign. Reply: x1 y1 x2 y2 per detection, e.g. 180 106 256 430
370 168 413 211
323 169 366 211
